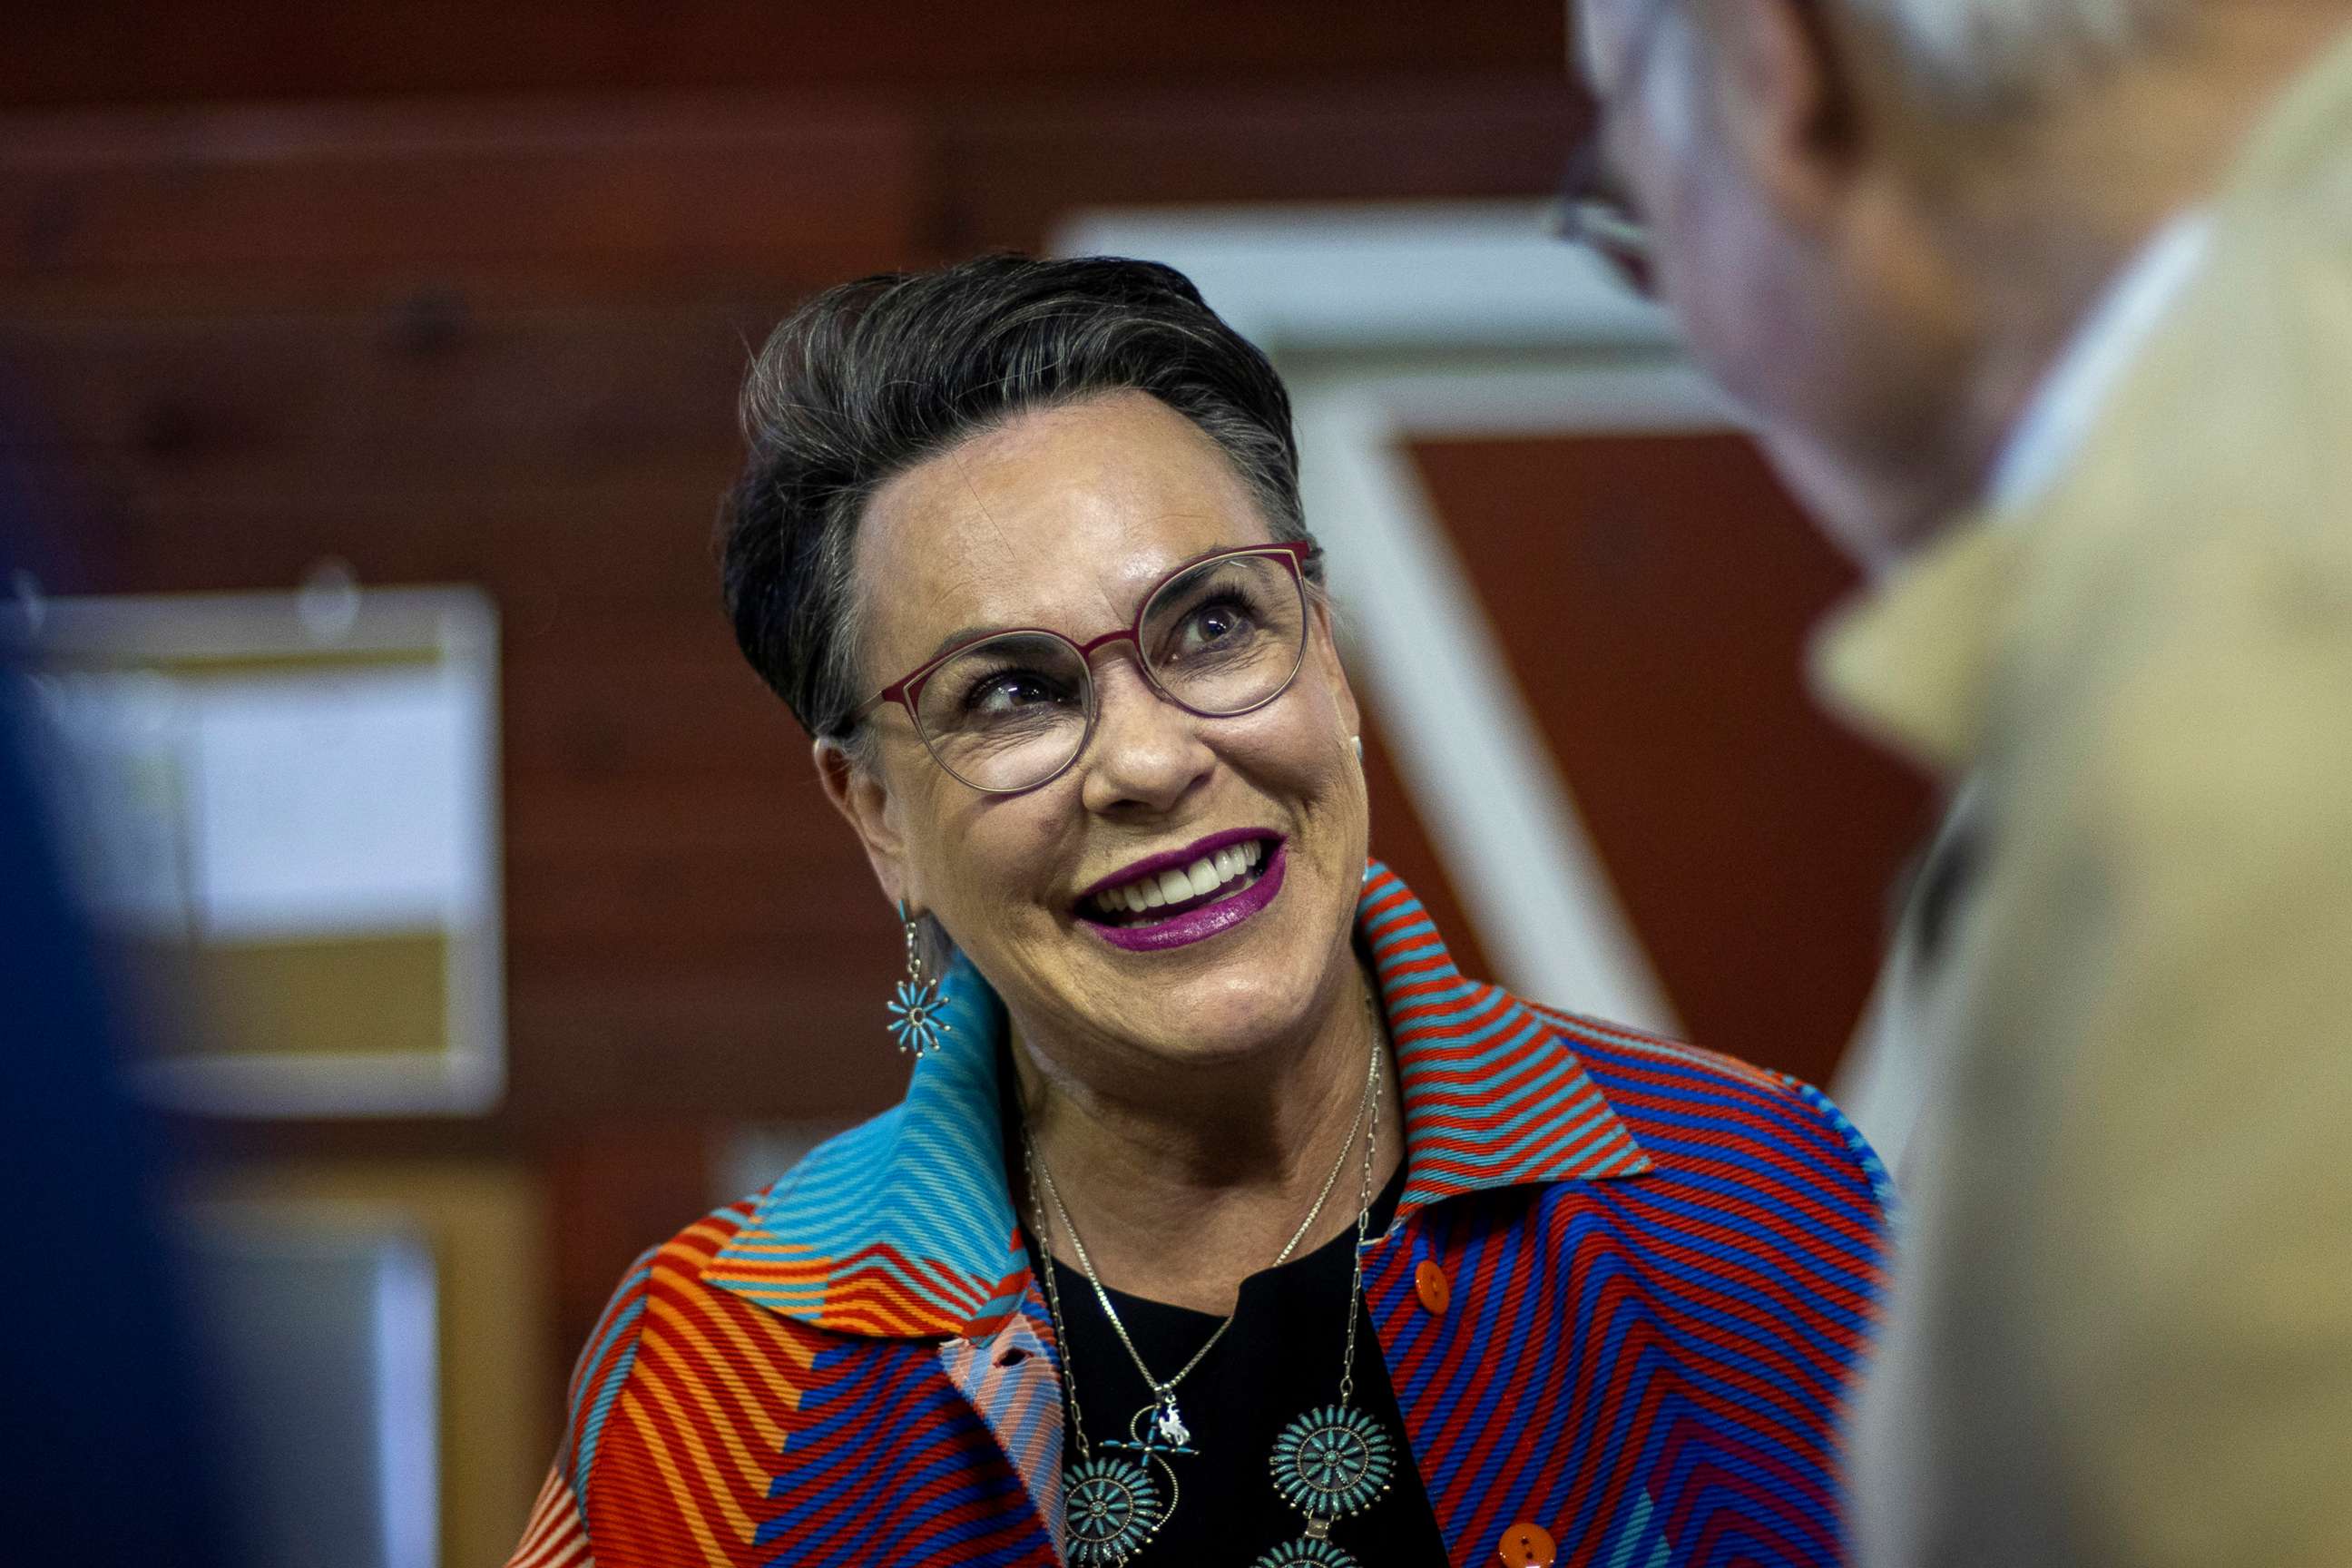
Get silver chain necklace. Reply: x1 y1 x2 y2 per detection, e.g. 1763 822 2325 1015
1024 1007 1397 1567
1028 1043 1373 1455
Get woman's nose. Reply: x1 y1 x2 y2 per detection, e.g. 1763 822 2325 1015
1077 659 1215 814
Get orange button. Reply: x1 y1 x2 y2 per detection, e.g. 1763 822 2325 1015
1414 1259 1451 1316
1497 1522 1556 1567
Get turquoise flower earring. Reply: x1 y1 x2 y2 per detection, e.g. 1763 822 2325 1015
885 899 949 1056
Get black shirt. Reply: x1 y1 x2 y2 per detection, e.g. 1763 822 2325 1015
1029 1166 1452 1564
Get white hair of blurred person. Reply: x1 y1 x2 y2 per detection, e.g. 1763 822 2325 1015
1571 0 2352 566
1848 0 2190 116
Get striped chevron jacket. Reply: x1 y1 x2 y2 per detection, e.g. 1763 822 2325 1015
510 864 1893 1568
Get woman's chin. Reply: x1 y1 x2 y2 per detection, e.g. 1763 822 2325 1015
1009 843 1357 1070
1099 960 1333 1071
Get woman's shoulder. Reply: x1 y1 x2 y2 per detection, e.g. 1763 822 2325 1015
552 1129 906 1522
1524 998 1790 1096
572 1101 912 1348
562 1095 945 1365
546 1192 791 1507
1521 995 1898 1221
561 1181 821 1393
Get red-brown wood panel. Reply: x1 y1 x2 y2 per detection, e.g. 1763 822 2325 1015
0 85 1578 289
0 301 750 486
0 102 926 285
1 2 1566 108
1408 434 1933 1086
47 481 736 612
933 80 1580 253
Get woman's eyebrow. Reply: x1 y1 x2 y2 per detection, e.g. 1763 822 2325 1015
919 623 1007 664
909 542 1260 665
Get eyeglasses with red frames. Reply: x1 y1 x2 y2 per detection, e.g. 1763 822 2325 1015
848 541 1318 795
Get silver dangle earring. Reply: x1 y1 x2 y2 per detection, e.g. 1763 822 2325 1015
885 899 949 1056
1350 734 1364 766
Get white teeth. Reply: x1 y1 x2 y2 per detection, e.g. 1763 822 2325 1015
1091 839 1276 919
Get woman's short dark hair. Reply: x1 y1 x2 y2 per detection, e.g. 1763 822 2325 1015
718 253 1319 744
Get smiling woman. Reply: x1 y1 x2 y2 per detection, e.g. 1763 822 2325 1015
505 255 1896 1568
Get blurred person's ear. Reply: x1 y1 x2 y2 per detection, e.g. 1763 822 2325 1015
1696 0 1860 231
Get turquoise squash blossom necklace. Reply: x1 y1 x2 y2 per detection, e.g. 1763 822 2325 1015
1023 1013 1398 1567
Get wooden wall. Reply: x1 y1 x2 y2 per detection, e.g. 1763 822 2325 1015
0 8 1926 1550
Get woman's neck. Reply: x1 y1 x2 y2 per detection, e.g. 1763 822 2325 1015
1009 963 1403 1316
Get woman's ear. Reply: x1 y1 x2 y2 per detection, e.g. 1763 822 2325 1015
816 736 912 907
1308 594 1362 745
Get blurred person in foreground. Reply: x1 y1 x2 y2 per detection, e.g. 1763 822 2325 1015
1563 0 2352 1563
0 631 227 1561
506 255 1892 1568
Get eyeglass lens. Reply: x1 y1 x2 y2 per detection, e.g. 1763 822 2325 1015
911 552 1308 792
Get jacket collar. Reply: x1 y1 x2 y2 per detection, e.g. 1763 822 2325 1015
1808 518 2020 777
703 861 1651 1339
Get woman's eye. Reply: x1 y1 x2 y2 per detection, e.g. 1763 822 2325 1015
1178 597 1253 650
965 671 1064 715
